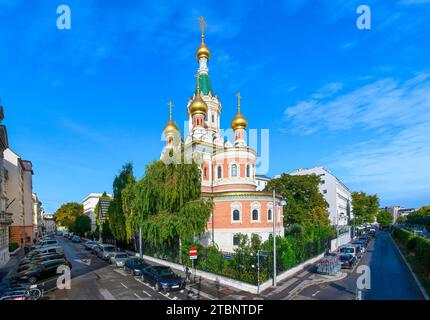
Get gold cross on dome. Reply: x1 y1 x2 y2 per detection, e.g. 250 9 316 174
194 73 201 90
236 92 242 111
168 101 173 120
198 16 207 35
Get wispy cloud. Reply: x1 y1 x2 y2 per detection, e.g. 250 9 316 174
284 72 430 205
284 72 430 134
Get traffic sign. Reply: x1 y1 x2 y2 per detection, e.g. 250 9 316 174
190 247 198 260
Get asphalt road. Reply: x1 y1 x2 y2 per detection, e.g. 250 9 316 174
297 231 425 300
46 237 206 300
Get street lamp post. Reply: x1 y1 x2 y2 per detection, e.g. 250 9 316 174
272 189 286 287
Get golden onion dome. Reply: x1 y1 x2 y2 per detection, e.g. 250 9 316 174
231 92 247 130
189 93 208 116
164 101 179 135
196 39 211 61
164 119 179 135
231 111 248 130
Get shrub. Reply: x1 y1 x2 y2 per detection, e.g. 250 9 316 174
9 242 19 252
415 237 430 268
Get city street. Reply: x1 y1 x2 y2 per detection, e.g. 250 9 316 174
44 237 254 300
295 231 425 300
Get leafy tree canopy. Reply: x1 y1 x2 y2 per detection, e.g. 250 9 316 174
351 191 380 225
265 173 330 229
69 215 91 236
132 160 212 246
377 210 393 227
54 202 83 229
108 163 136 242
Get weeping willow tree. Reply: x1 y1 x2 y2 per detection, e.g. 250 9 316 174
108 163 136 242
126 158 212 248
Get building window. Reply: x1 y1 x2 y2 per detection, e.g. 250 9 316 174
268 209 272 221
212 114 215 123
231 164 238 177
252 209 259 221
204 167 207 179
217 166 222 179
323 190 327 194
233 235 240 246
246 164 250 178
321 180 325 184
232 209 240 222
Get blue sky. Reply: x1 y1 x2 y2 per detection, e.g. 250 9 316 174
1 0 429 212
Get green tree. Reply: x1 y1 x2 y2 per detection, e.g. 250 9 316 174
54 202 83 229
131 160 212 247
69 215 91 236
351 191 379 225
265 173 330 229
108 163 136 242
377 210 393 227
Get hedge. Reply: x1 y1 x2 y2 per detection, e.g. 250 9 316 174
8 242 19 252
391 226 430 287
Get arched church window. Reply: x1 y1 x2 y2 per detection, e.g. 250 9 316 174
204 167 207 179
231 164 237 177
217 166 222 179
232 209 240 221
252 209 259 221
246 164 250 178
268 209 272 221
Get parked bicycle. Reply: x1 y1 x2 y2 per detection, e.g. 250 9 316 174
0 283 44 301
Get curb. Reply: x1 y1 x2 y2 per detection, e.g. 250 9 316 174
390 233 430 300
284 272 348 300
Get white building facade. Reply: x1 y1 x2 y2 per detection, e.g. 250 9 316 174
4 148 35 247
0 106 12 267
83 193 113 231
291 167 353 226
255 175 271 192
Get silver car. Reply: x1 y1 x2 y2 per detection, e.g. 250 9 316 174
109 252 129 268
97 244 116 260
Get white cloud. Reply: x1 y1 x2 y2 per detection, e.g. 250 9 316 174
284 72 430 206
284 73 430 134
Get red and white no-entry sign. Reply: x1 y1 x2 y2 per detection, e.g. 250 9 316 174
190 247 198 260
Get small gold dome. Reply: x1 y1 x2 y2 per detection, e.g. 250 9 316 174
231 111 248 130
189 93 208 116
164 119 179 135
196 40 211 61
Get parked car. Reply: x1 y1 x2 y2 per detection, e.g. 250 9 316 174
19 253 64 267
31 239 59 251
56 231 63 236
68 233 75 240
141 266 185 292
358 236 371 245
339 254 356 269
28 246 64 257
124 258 149 276
13 259 72 285
63 233 70 238
339 245 360 259
97 244 116 260
350 243 364 259
71 235 81 243
83 241 98 250
91 244 102 255
109 252 129 268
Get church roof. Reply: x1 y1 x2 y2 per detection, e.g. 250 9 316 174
196 73 214 96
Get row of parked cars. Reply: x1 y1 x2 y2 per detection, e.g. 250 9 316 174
81 240 186 292
318 227 376 274
13 235 71 286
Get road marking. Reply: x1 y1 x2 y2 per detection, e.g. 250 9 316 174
99 288 116 300
134 293 144 300
73 259 91 266
186 285 216 300
312 290 320 297
120 282 128 289
142 290 152 297
160 292 174 300
172 296 179 300
272 277 300 294
113 269 127 277
297 271 309 278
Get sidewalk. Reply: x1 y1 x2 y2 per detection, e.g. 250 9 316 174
0 249 24 291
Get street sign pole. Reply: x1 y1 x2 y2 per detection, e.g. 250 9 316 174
257 251 260 295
